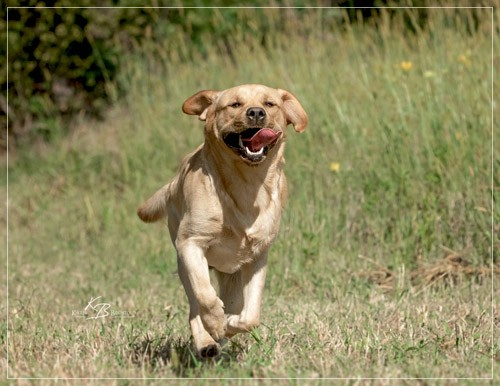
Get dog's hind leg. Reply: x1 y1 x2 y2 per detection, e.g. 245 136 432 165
216 270 243 339
223 252 268 337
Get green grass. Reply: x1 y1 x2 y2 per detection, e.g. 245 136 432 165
4 7 497 381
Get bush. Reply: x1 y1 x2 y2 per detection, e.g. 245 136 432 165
2 0 166 148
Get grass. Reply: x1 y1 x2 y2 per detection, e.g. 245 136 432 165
4 6 498 382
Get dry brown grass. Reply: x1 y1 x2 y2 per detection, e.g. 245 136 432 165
361 248 498 293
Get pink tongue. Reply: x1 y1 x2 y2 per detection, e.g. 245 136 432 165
242 129 280 152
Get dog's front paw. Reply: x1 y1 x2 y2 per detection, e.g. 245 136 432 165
199 342 221 359
200 299 226 341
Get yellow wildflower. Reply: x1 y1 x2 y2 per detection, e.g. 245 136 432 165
458 54 470 67
424 70 435 78
400 61 413 71
329 162 340 172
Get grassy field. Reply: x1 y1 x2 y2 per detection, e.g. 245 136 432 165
4 6 498 382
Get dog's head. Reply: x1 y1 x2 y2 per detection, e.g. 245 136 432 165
182 84 308 165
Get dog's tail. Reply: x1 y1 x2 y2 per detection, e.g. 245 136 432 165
137 184 171 223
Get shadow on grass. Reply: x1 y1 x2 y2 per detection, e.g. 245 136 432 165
129 334 244 377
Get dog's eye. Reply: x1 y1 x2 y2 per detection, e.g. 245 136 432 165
229 102 241 108
265 101 275 108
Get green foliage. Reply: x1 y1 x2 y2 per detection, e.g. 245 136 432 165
3 1 171 147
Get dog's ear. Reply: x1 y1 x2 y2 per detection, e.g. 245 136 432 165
278 89 308 133
182 90 219 121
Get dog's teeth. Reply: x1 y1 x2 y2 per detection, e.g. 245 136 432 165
245 146 264 156
239 136 244 148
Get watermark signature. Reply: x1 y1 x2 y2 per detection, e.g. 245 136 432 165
72 296 134 320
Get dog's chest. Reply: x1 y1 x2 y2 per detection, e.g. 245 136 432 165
205 199 281 274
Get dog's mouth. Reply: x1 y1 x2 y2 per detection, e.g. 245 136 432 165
223 127 282 164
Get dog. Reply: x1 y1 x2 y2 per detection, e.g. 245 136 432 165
137 84 308 358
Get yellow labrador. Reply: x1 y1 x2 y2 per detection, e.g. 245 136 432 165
137 84 307 358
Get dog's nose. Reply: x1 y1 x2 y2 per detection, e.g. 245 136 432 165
246 107 266 124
